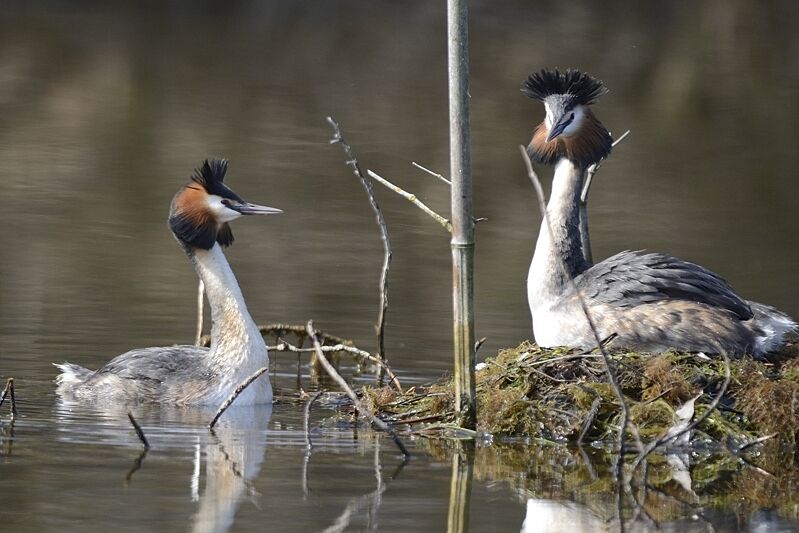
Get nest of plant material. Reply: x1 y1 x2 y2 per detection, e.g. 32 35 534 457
358 339 799 447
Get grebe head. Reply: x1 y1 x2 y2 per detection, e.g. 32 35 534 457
168 159 282 250
522 68 613 168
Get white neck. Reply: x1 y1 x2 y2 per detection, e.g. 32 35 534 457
191 245 269 377
527 158 590 312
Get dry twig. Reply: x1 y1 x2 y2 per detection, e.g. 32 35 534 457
209 366 269 428
306 321 410 458
270 341 402 393
366 170 452 233
520 145 639 483
328 116 392 375
412 161 452 185
579 130 631 264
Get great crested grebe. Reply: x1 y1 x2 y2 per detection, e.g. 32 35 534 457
55 159 281 404
523 68 796 356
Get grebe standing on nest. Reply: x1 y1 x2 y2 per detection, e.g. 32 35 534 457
523 68 795 357
55 159 281 404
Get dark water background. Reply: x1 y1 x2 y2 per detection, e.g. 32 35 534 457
1 1 798 531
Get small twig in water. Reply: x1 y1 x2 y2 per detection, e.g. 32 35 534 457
127 412 150 449
366 170 452 233
327 116 392 378
209 366 269 428
0 378 16 419
306 321 410 458
304 391 323 450
270 341 402 393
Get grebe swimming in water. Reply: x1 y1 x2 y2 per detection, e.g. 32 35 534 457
523 68 796 357
55 159 281 404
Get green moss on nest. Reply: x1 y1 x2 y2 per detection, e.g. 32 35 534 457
365 340 799 447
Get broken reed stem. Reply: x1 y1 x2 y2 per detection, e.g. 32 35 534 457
327 116 392 378
304 391 322 450
306 321 410 458
209 366 269 429
582 129 631 204
195 280 205 346
631 352 731 473
0 378 16 418
366 170 452 233
412 161 452 185
127 412 150 448
519 145 638 483
579 130 631 264
271 341 402 393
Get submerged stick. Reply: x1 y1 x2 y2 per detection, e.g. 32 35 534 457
306 321 410 458
520 146 638 482
0 378 16 418
127 412 150 449
327 116 392 376
304 391 322 450
366 170 452 232
209 366 269 428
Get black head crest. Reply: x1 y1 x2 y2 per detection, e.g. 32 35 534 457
522 69 608 106
190 159 243 202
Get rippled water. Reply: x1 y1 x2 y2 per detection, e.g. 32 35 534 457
1 1 799 531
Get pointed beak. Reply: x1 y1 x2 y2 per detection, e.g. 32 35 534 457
546 115 569 142
231 202 283 215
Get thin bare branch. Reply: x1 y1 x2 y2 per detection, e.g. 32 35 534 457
195 280 205 346
578 129 631 264
366 169 452 233
209 366 269 428
127 412 150 448
306 321 410 458
519 145 639 484
412 161 451 185
581 129 631 205
327 116 393 378
269 341 402 393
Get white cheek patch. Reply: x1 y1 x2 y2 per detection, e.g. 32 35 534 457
561 106 586 137
206 194 242 223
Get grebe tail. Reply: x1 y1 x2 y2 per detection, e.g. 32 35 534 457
55 159 282 404
523 68 796 356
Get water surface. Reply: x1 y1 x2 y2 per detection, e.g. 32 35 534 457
1 2 799 531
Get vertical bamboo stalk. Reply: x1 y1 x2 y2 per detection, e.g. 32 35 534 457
447 0 476 428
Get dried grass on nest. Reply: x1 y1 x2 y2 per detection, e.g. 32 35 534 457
363 339 799 447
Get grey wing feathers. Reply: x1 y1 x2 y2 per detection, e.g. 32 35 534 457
575 250 753 320
95 345 208 383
